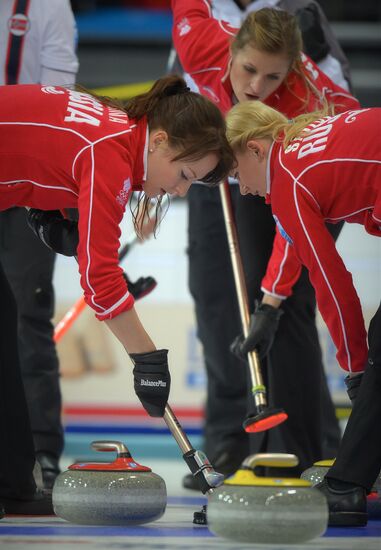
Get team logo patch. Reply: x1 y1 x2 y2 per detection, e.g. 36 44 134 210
177 17 191 36
273 215 293 245
41 86 65 95
8 13 30 36
116 178 132 207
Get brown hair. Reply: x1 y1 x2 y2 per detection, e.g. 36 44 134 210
231 8 321 109
79 75 235 236
231 8 302 67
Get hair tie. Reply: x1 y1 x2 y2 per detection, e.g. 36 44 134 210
180 86 191 94
165 85 191 97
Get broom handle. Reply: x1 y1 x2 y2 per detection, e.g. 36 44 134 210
219 181 267 409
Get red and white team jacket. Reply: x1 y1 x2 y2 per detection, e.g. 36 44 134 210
172 0 360 298
172 0 357 117
266 108 381 373
0 84 148 319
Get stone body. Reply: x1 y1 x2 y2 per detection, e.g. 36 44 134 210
207 484 328 544
301 461 381 519
53 469 167 525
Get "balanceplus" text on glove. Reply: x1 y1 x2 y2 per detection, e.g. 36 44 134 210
140 379 167 387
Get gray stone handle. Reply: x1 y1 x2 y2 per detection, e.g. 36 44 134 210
91 440 130 457
242 453 299 470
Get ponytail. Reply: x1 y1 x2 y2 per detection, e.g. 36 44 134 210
77 76 235 236
124 75 235 184
226 100 329 151
125 76 235 237
125 74 190 119
81 75 234 184
282 109 330 146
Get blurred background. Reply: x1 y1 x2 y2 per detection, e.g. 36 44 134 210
55 1 381 460
71 0 381 105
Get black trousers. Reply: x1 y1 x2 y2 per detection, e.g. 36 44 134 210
188 185 341 472
328 302 381 491
188 185 249 461
0 208 63 458
0 260 36 499
236 193 342 473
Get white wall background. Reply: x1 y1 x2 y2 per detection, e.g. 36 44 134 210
54 199 381 408
319 223 381 401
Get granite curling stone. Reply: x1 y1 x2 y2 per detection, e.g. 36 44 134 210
300 459 335 486
301 459 381 519
207 453 328 544
53 440 167 525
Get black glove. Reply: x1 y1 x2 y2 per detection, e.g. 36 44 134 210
123 273 157 301
27 209 79 256
130 349 170 417
230 302 284 360
344 373 363 404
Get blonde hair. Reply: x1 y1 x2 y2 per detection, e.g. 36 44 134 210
226 101 329 151
231 8 302 70
231 8 325 110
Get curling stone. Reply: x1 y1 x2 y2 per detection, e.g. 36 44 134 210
300 458 335 486
301 459 381 494
301 459 381 519
53 441 166 525
33 459 44 490
207 453 328 544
